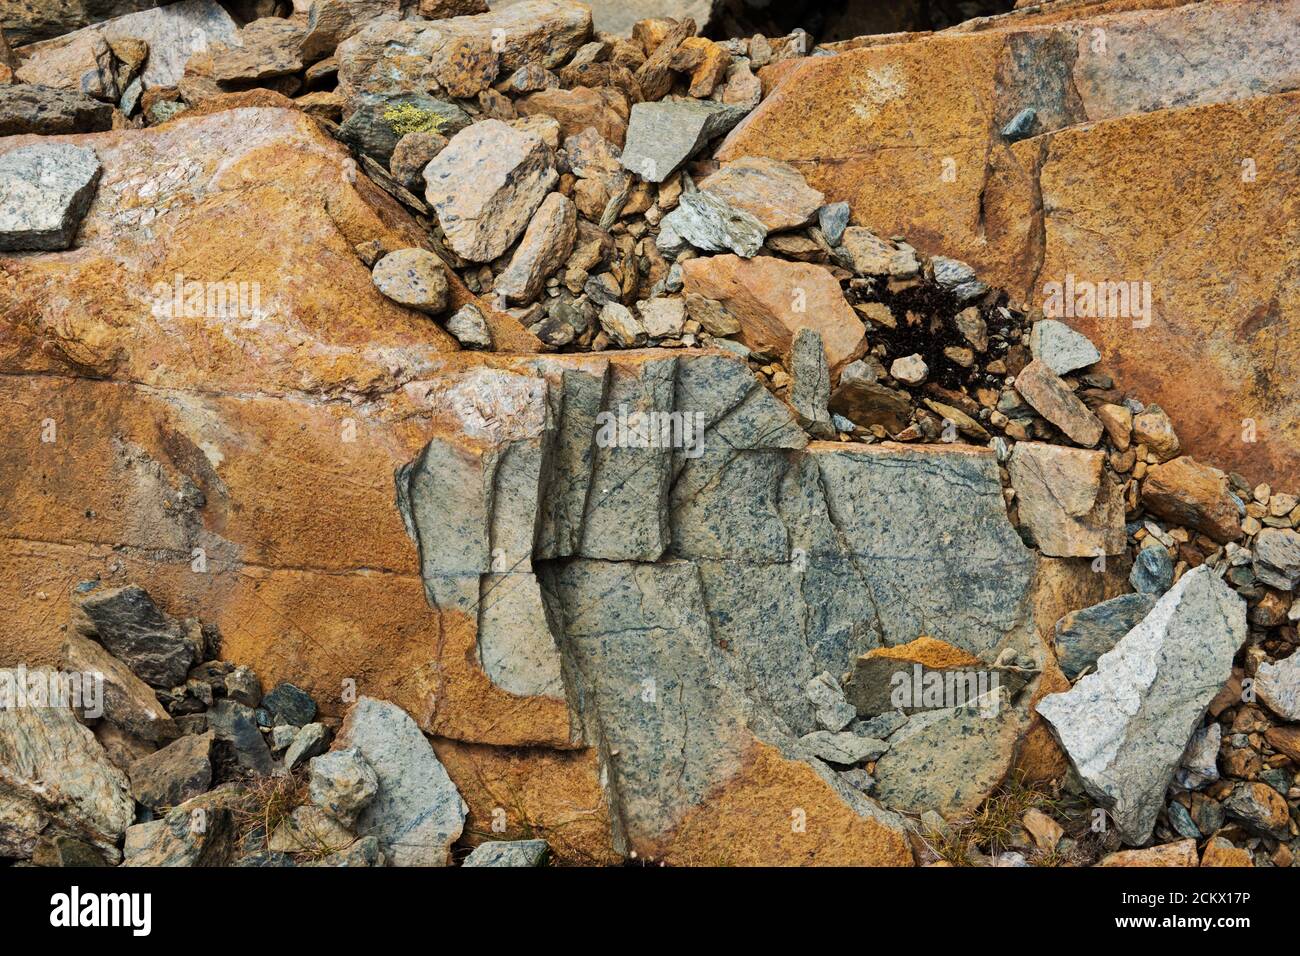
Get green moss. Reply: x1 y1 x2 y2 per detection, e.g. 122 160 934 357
383 103 448 136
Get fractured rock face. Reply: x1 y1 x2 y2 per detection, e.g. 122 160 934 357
1140 456 1243 544
0 143 101 252
423 119 558 262
873 687 1023 818
71 585 201 689
697 157 824 233
620 98 749 183
0 84 113 136
494 191 577 304
61 632 178 743
1036 566 1246 845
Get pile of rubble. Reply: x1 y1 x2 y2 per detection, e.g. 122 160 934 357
0 582 553 866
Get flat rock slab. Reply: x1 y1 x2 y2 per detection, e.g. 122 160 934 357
0 142 101 252
697 156 824 232
1037 566 1246 845
0 84 113 136
332 696 467 866
620 98 749 183
872 687 1022 818
680 254 864 369
1008 442 1125 557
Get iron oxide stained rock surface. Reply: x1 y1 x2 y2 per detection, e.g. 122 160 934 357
1037 566 1247 845
718 0 1300 484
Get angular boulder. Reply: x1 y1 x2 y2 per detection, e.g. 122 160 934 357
423 120 558 262
1036 566 1246 844
0 672 135 861
679 254 865 368
332 696 467 866
1008 442 1125 557
0 142 101 252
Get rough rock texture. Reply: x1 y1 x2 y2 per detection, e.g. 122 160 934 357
720 1 1300 483
72 585 200 689
0 674 135 860
372 248 450 315
844 636 984 718
15 0 238 89
1140 457 1244 544
462 838 550 866
337 1 592 108
494 191 577 304
621 98 749 183
423 119 558 262
0 84 113 136
332 696 466 866
1014 360 1103 446
1098 839 1198 867
0 142 101 252
680 255 865 369
122 786 237 866
61 632 178 743
697 157 824 232
128 731 213 810
1037 566 1246 844
1254 653 1300 723
1008 442 1125 557
1052 593 1157 680
873 687 1024 817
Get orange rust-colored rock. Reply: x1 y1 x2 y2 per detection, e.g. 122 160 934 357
1140 456 1244 545
863 636 983 670
0 106 537 390
718 0 1300 484
1200 833 1254 867
431 739 618 864
662 740 914 866
515 86 630 148
679 254 865 369
1097 839 1198 867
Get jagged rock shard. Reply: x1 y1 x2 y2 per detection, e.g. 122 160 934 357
71 584 200 689
332 696 466 866
462 838 549 867
0 670 135 861
1037 566 1246 845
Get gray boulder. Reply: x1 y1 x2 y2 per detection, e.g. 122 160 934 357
620 98 749 183
0 84 113 136
462 839 550 867
331 697 466 866
1036 566 1246 844
0 143 102 252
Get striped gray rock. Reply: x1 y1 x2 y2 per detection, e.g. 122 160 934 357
0 672 134 861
